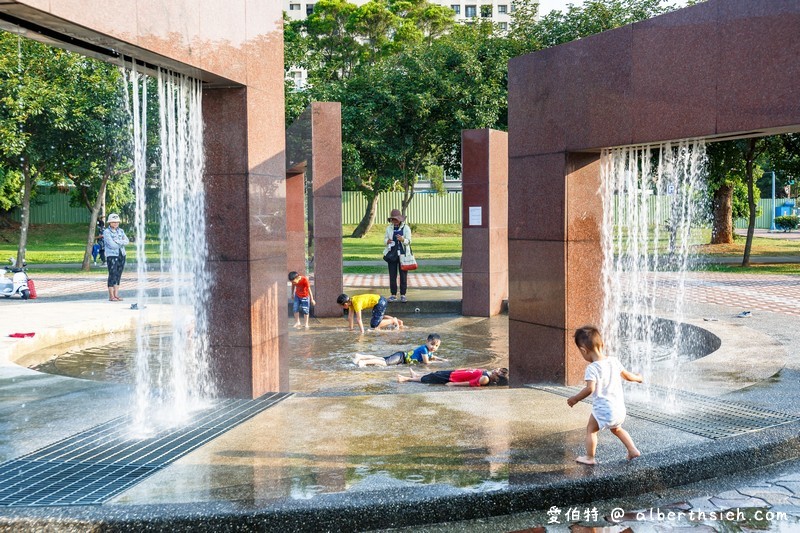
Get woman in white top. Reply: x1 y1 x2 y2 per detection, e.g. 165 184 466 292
383 209 412 303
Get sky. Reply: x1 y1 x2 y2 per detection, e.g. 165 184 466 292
537 0 689 16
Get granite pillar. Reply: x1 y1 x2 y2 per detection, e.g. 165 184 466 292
286 171 306 275
461 129 508 317
285 103 343 318
309 102 344 318
508 0 800 386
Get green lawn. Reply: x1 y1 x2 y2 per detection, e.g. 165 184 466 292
0 224 160 265
701 263 800 276
341 223 461 262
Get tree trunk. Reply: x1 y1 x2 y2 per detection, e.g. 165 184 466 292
81 175 110 271
15 163 32 269
741 139 758 267
351 192 380 238
710 183 734 244
401 184 414 218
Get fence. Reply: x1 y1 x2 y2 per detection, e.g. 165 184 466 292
7 188 90 224
8 188 795 230
341 191 461 225
613 195 795 231
733 199 797 229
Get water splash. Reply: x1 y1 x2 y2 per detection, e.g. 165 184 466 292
127 66 213 433
600 141 707 394
124 65 153 432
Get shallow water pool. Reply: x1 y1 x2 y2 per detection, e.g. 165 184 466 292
28 315 510 395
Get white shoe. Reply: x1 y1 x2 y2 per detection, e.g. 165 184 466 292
388 295 397 302
400 295 407 303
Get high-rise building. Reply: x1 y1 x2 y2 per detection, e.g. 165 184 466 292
284 0 513 28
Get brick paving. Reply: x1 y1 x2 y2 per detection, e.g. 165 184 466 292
26 271 463 298
342 272 461 288
28 270 800 319
653 271 800 317
29 272 169 298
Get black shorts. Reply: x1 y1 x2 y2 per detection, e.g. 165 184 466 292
369 296 388 328
420 370 453 385
383 351 406 366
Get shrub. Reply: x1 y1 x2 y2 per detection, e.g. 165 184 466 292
774 215 799 232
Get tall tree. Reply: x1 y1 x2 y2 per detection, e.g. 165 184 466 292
302 0 361 82
740 138 770 267
527 0 673 49
67 66 138 272
706 141 745 244
0 32 102 267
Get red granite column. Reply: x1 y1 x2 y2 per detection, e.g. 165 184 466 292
507 152 602 386
309 102 344 318
204 87 288 397
461 129 508 317
286 172 306 274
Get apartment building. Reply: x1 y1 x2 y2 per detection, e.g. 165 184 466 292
285 1 513 28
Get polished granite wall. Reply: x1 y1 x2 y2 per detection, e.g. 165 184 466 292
508 0 800 385
1 0 288 397
461 129 508 317
285 103 344 318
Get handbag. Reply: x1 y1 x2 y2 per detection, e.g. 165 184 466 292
399 246 418 271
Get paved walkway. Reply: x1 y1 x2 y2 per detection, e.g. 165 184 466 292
27 269 799 315
654 271 800 317
3 266 800 531
735 228 800 240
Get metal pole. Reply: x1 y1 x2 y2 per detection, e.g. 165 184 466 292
769 170 776 232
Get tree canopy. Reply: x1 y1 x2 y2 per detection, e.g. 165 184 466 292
285 0 689 235
0 30 133 266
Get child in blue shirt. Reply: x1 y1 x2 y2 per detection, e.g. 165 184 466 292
352 333 448 367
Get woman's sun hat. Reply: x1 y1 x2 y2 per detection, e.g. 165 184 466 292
107 213 121 223
387 209 405 222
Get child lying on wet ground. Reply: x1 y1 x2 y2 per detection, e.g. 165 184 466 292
397 367 509 387
352 334 447 367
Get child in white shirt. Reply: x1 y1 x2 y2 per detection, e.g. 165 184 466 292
567 325 643 465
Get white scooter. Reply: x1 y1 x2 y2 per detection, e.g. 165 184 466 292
1 259 31 300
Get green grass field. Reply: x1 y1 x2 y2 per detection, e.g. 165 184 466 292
0 224 160 265
0 223 797 277
341 224 461 262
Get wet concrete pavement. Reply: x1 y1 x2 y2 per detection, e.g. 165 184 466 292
1 269 799 530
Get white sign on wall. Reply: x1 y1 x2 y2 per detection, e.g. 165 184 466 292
469 206 482 226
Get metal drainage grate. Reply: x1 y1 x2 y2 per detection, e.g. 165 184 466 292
0 392 292 507
527 384 800 440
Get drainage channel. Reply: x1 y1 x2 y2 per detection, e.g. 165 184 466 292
527 384 799 440
0 392 292 507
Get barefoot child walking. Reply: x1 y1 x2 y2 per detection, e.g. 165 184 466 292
567 325 643 465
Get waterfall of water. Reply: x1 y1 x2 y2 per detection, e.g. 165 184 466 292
124 65 153 431
600 141 707 392
127 67 213 433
